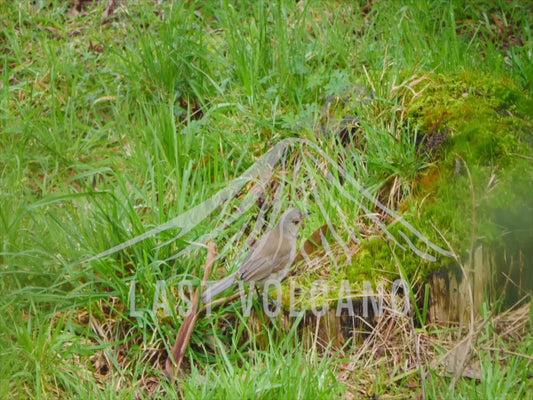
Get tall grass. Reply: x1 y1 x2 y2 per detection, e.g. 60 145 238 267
1 0 531 398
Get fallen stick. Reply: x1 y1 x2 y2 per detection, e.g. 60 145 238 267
165 242 218 378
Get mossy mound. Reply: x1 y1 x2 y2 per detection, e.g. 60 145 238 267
347 73 532 285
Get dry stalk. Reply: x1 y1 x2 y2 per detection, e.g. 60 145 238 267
165 242 218 378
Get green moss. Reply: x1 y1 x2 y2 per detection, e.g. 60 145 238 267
345 238 381 283
345 224 446 285
413 74 531 251
346 73 532 282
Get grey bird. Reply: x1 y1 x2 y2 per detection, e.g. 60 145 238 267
201 208 308 303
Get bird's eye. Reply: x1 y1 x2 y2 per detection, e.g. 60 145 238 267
293 220 299 224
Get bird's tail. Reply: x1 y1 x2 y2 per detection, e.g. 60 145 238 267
201 273 237 303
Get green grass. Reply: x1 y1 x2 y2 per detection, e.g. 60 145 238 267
1 0 532 398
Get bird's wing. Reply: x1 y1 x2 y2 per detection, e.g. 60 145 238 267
238 257 282 283
237 228 294 283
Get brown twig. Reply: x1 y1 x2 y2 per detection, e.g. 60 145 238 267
165 242 218 378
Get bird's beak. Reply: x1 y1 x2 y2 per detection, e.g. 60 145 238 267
302 211 311 219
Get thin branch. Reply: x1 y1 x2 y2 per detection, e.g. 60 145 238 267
165 242 218 378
